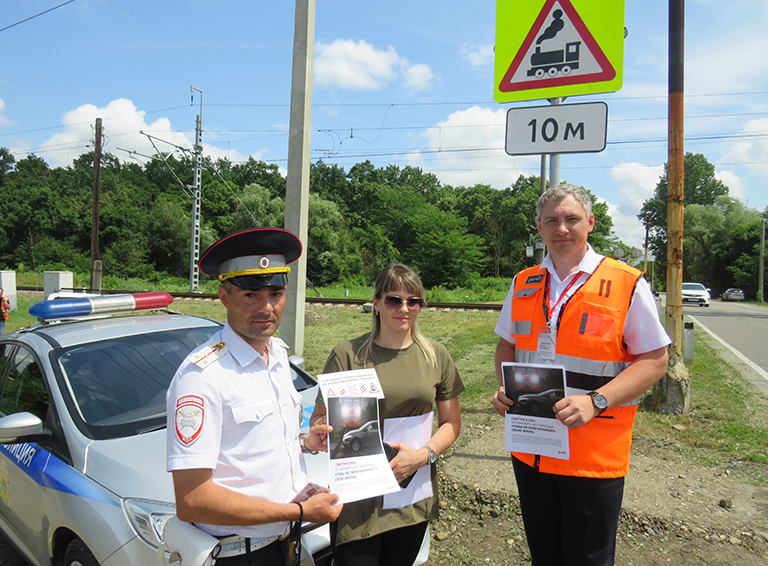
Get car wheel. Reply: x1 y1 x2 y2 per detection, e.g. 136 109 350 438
64 538 99 566
529 402 541 413
351 439 361 451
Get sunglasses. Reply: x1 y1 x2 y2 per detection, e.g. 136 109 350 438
383 295 425 310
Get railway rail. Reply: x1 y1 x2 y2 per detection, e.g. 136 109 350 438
18 286 503 311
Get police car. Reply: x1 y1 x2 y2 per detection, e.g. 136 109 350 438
0 292 333 566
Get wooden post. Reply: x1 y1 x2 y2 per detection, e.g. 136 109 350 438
652 0 690 415
665 0 685 352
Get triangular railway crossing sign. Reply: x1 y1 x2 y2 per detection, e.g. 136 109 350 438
498 0 615 94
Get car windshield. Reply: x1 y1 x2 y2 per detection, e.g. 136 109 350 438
682 283 706 291
53 326 218 440
51 324 317 441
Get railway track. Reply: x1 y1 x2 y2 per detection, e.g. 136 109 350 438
18 286 503 312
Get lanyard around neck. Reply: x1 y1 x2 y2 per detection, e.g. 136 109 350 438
544 271 582 324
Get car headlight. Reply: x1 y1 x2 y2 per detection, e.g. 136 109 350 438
123 498 176 548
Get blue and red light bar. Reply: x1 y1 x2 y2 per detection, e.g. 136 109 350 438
29 292 174 320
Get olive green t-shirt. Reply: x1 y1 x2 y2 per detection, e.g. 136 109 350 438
317 334 464 546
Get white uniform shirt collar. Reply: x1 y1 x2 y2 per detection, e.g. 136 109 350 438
221 322 286 369
542 244 604 313
541 244 602 284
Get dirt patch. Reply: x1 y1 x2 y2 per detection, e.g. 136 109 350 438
428 412 768 565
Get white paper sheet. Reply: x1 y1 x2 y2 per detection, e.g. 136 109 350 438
382 413 434 509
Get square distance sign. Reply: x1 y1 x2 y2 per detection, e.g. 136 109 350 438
505 101 608 156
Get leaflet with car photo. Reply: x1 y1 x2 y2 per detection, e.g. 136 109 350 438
501 362 569 460
317 368 400 504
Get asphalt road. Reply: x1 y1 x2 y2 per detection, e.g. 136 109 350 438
681 298 768 397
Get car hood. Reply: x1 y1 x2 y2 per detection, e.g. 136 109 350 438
84 429 330 504
84 430 174 502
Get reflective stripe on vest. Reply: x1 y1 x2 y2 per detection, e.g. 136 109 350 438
509 257 643 478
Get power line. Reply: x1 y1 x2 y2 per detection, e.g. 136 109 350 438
0 0 76 34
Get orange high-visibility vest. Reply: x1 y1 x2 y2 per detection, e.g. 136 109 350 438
508 257 643 478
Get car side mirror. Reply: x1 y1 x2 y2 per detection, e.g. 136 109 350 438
0 412 52 444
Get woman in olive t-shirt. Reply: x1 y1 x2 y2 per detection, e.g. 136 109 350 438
310 263 463 566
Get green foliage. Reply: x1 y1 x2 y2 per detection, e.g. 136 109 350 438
4 146 757 295
405 207 485 288
638 152 732 289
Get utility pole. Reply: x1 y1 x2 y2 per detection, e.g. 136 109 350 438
90 117 102 291
282 0 315 355
665 0 685 352
759 218 766 302
651 0 689 416
189 86 203 293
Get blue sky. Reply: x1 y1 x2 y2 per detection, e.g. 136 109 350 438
2 0 767 250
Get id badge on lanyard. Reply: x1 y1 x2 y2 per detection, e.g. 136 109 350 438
537 324 556 360
538 271 580 361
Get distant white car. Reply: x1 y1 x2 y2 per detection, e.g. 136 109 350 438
682 283 711 307
721 288 745 302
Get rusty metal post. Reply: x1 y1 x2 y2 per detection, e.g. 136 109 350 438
649 0 690 416
665 0 685 353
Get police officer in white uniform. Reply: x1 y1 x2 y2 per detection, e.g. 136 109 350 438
167 228 342 566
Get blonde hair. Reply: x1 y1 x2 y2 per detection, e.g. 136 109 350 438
356 264 437 367
536 183 593 220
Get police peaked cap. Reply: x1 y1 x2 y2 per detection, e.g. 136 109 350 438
198 228 302 289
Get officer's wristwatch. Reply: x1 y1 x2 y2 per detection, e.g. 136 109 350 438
300 433 318 455
424 444 438 464
588 391 608 415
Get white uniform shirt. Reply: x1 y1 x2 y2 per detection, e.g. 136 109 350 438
166 323 307 539
495 246 671 355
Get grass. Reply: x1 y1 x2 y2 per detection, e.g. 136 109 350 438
14 291 768 472
635 331 768 466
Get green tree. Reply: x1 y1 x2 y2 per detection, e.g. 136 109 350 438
231 184 285 231
684 196 760 289
306 195 357 286
231 157 286 198
638 152 729 280
405 207 485 288
148 199 193 276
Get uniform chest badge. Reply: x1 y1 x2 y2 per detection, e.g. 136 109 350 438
192 341 228 368
175 395 205 445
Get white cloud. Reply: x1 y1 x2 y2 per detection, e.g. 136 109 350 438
415 106 539 189
459 43 494 68
721 118 768 181
0 98 13 126
608 162 664 246
401 62 434 93
38 98 247 168
714 170 745 200
314 39 435 92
